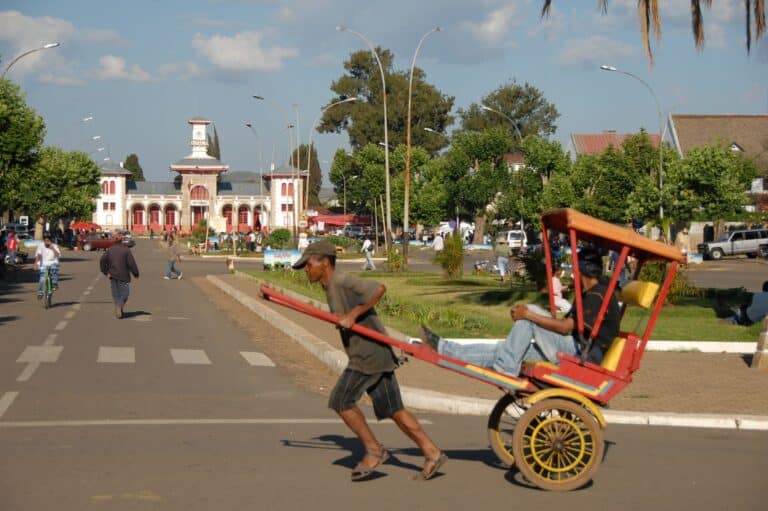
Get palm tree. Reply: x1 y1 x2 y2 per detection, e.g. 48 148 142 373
541 0 766 65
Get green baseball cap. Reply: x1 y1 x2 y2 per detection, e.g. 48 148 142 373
292 240 337 269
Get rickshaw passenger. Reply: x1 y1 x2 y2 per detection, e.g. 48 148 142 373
420 248 620 377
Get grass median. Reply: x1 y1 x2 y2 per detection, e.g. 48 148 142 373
247 269 761 342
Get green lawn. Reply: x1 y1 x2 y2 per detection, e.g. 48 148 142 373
248 269 761 342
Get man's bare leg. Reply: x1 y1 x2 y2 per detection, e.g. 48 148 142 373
338 406 385 468
391 409 443 474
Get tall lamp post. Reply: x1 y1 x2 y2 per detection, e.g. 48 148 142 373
403 26 441 269
253 95 296 168
337 26 392 249
2 42 60 78
245 123 265 195
304 96 358 210
600 64 666 241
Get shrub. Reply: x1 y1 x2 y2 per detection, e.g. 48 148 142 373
433 235 464 278
191 220 211 244
386 248 404 273
517 247 548 289
638 262 703 303
265 228 291 249
325 235 361 252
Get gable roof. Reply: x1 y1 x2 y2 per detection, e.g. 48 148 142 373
571 131 661 156
127 181 181 195
668 114 768 171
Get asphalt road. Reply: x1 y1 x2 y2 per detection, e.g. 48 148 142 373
0 241 765 510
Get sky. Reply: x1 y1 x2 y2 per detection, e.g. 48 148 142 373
1 0 766 184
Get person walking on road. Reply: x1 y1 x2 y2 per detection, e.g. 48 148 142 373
292 241 446 482
361 236 375 271
100 232 139 319
164 236 183 280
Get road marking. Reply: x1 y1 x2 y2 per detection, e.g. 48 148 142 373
17 345 63 363
16 362 41 382
167 316 190 320
54 321 68 331
0 417 430 427
71 303 81 311
131 316 152 322
240 351 276 367
98 347 135 364
170 349 211 365
64 310 76 320
83 290 90 296
42 333 58 346
0 392 19 420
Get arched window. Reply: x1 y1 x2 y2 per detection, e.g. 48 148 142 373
109 180 116 194
190 185 209 200
238 206 249 225
102 182 108 194
281 183 287 196
288 183 294 196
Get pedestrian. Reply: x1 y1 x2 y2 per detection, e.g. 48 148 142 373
432 233 444 254
361 236 375 271
164 235 183 280
99 232 140 319
494 237 510 282
5 231 18 266
551 264 571 314
292 241 446 481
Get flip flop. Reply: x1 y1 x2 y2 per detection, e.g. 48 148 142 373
413 452 447 481
351 448 390 481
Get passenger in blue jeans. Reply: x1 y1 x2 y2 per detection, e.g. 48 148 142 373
420 248 620 376
34 233 61 299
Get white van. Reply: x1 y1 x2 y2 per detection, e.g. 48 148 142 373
496 230 527 252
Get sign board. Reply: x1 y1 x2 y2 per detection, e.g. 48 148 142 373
18 216 29 226
263 249 302 269
190 200 208 206
298 220 308 228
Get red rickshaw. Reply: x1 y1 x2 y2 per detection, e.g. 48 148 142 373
261 208 685 491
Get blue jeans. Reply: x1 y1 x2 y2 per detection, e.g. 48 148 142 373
37 265 59 296
438 304 579 376
362 251 376 271
166 259 180 278
497 256 509 277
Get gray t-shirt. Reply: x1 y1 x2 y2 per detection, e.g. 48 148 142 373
324 271 397 374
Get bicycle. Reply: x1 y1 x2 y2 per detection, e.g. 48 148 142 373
41 266 54 309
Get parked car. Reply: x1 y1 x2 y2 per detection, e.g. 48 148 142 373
342 225 366 239
496 230 528 253
3 223 31 239
82 232 135 251
697 228 768 260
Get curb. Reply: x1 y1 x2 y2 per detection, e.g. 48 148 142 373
207 274 768 431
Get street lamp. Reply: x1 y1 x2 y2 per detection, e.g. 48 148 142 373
481 105 523 141
2 42 60 78
337 25 392 249
600 64 666 241
403 26 441 269
304 96 358 209
245 123 265 195
253 95 296 169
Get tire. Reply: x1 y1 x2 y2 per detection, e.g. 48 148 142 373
45 293 52 309
512 398 605 492
83 243 92 252
487 393 528 468
710 248 724 260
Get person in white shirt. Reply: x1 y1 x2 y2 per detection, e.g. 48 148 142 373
725 281 768 326
34 233 61 299
361 236 375 271
551 264 571 314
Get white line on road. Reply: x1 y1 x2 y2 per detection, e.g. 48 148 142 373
17 345 63 363
64 310 76 320
54 321 68 331
170 349 211 365
167 316 190 320
83 290 90 296
42 333 58 346
71 303 81 311
16 362 41 382
240 351 276 367
98 347 135 364
0 417 431 427
0 392 19 420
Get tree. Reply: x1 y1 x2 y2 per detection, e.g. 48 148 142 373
0 78 46 212
123 153 144 182
541 1 765 65
17 147 100 237
291 144 322 207
207 124 221 160
318 48 454 154
457 80 560 139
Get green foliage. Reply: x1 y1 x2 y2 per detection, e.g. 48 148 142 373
291 144 322 207
207 125 221 160
191 220 210 244
638 263 704 304
386 248 404 273
457 80 560 139
324 234 361 251
318 48 454 154
433 234 464 278
123 153 144 181
410 157 450 226
17 147 100 227
378 295 487 333
0 78 46 211
266 228 291 249
517 247 549 289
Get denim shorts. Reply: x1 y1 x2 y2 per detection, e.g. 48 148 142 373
328 369 404 420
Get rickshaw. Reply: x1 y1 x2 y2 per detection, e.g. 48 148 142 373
261 208 685 491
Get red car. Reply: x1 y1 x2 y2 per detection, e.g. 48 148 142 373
82 232 135 251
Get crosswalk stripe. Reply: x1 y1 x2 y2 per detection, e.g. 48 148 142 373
170 349 211 365
17 346 63 363
240 351 276 367
98 347 136 364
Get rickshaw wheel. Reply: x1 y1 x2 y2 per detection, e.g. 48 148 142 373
487 393 527 468
512 398 604 491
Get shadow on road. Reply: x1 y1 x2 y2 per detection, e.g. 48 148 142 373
0 315 20 325
122 310 152 319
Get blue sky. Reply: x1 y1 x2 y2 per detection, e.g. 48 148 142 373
1 0 765 183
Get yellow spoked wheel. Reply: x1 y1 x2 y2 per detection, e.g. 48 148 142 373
487 393 527 468
512 398 604 491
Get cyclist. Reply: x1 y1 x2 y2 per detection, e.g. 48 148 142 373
34 233 61 300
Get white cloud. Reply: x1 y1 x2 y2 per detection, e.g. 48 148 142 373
158 60 202 80
192 31 298 72
461 4 520 46
559 35 637 69
95 54 152 81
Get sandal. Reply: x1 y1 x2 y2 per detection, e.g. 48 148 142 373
351 447 390 481
413 452 447 481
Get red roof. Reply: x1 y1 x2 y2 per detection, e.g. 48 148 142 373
571 131 660 156
503 152 526 165
311 214 371 227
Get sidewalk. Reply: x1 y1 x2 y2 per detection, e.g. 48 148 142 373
208 272 768 430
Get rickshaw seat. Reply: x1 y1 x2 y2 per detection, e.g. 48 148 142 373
599 337 626 371
620 280 659 309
